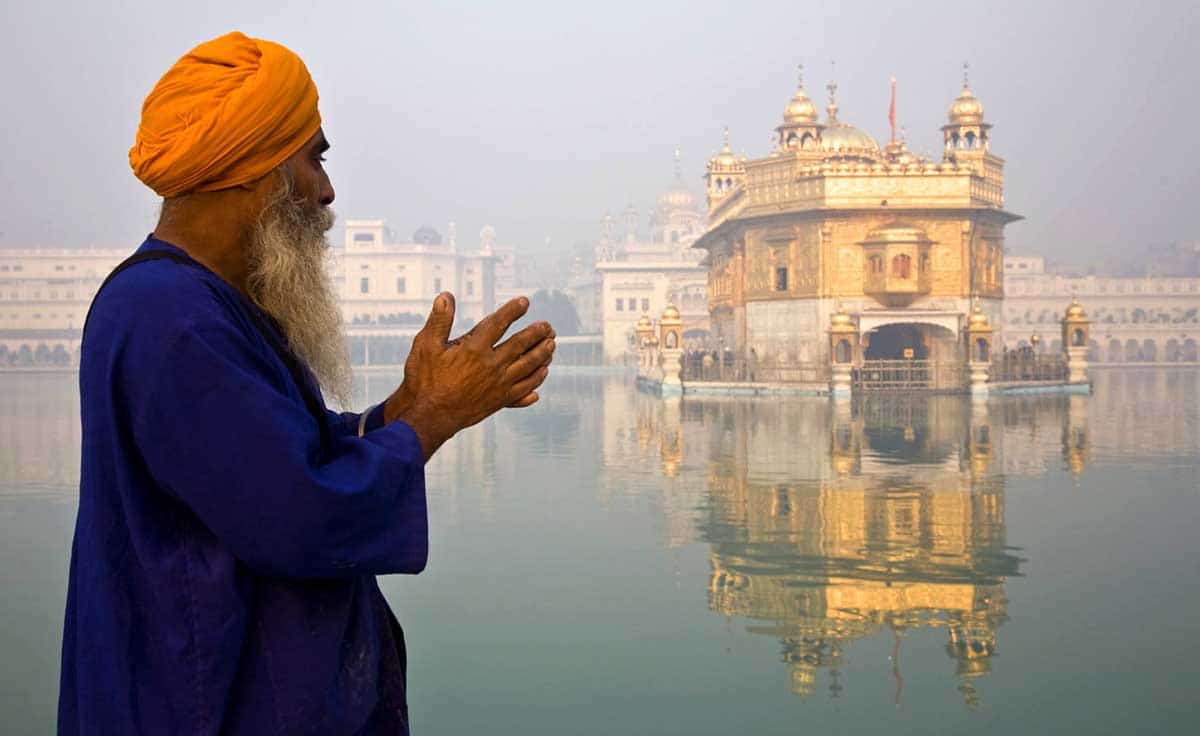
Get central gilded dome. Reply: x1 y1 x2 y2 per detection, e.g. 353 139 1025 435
820 123 881 158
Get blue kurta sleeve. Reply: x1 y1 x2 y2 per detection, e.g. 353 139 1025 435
128 317 428 580
326 403 389 439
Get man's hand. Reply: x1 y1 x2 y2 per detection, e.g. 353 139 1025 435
383 293 555 460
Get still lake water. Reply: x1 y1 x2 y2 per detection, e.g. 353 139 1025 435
2 369 1198 734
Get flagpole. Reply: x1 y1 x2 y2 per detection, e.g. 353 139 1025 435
889 75 897 145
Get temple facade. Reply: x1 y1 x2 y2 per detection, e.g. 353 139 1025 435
694 68 1019 388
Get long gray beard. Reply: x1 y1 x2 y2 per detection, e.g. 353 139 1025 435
246 173 352 409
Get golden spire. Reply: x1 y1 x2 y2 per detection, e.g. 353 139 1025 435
826 76 839 122
963 61 970 89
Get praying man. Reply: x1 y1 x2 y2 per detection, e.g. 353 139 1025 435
58 31 556 735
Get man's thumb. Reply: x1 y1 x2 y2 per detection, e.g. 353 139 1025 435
421 292 455 344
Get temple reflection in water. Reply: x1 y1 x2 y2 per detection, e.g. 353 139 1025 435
613 383 1111 707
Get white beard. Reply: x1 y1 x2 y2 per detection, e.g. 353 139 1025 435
245 170 352 409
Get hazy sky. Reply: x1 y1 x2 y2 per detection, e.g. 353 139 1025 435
1 0 1197 265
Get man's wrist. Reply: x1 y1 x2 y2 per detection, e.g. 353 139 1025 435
384 386 452 460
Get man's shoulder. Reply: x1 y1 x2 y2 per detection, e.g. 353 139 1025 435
87 245 240 343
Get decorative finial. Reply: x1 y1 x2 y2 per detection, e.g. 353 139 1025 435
722 126 730 149
797 63 805 89
826 74 839 123
963 61 970 89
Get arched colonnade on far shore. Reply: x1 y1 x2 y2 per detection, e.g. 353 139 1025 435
999 335 1198 364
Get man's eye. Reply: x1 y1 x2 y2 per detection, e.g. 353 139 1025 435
316 156 327 163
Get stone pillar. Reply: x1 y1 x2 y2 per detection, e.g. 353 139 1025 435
1061 298 1091 386
965 300 994 396
827 304 858 399
659 304 683 395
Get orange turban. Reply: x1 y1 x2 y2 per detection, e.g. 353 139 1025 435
130 31 321 198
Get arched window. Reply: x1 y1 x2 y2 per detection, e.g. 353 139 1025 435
800 132 815 149
965 131 977 148
665 331 678 349
1182 339 1198 362
786 132 798 147
835 339 851 364
1125 339 1141 362
725 177 732 189
950 132 960 148
714 179 723 192
974 337 989 363
1071 328 1085 347
1107 339 1122 363
891 254 912 278
1166 339 1181 362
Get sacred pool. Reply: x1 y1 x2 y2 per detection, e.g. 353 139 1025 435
1 368 1197 734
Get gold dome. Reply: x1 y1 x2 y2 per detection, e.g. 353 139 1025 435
830 303 853 327
820 123 881 159
948 85 985 125
636 314 653 330
1065 297 1087 319
709 128 743 169
783 85 819 125
968 301 990 327
661 303 681 321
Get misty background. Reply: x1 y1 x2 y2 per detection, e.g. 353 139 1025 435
1 0 1196 267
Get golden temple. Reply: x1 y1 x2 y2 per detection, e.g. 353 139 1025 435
696 65 1020 375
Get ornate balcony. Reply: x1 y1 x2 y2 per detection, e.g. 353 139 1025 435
862 224 933 307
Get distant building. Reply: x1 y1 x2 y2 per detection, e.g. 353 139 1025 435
0 247 128 366
594 154 710 362
0 220 503 368
337 220 497 365
1002 254 1199 362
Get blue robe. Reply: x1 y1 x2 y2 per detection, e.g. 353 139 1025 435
60 237 428 735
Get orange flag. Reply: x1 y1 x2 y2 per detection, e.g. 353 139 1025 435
888 75 897 144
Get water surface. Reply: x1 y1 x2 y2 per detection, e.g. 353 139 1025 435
2 369 1198 734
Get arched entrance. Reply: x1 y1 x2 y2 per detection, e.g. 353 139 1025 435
859 322 960 391
864 323 930 360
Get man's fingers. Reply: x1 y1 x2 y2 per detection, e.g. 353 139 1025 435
497 322 554 363
507 365 550 403
507 391 539 409
469 297 529 347
505 337 555 381
418 292 455 346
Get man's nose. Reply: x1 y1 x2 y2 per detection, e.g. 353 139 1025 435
319 175 335 206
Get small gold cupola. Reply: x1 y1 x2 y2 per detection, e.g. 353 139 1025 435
942 62 992 157
706 127 746 212
775 64 825 152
